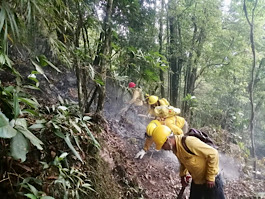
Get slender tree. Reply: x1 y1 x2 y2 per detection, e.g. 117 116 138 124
168 0 182 106
243 0 258 176
159 0 165 97
95 0 113 117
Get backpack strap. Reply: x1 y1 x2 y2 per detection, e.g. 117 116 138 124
181 135 195 155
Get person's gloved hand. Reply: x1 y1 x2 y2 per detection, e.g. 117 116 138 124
135 149 146 159
206 180 215 188
181 175 192 187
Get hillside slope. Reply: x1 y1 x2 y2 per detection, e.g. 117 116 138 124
0 65 264 199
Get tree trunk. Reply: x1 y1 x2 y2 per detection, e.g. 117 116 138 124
183 15 206 121
74 2 90 115
166 5 171 101
168 0 182 107
243 0 257 177
96 0 113 116
183 17 197 116
159 0 165 97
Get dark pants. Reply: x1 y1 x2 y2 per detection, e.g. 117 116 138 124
189 174 225 199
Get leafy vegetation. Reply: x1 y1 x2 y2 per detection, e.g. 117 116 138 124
1 0 265 198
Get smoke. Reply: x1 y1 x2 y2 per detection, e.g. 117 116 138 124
104 79 151 140
219 152 242 182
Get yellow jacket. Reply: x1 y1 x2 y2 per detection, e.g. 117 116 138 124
174 135 219 184
162 116 186 135
143 116 186 151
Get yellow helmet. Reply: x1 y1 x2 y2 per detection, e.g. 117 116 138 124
148 95 159 105
152 125 172 150
146 120 161 136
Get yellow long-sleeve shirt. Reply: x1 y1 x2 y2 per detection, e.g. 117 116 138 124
174 135 219 184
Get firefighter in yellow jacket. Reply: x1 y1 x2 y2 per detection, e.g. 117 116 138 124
146 95 170 117
119 82 145 115
127 82 144 106
151 125 225 199
134 115 188 159
153 105 188 135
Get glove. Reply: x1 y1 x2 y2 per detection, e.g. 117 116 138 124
181 175 192 187
135 149 146 159
206 180 215 188
185 174 192 183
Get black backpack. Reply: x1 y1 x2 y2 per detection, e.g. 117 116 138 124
181 128 216 155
